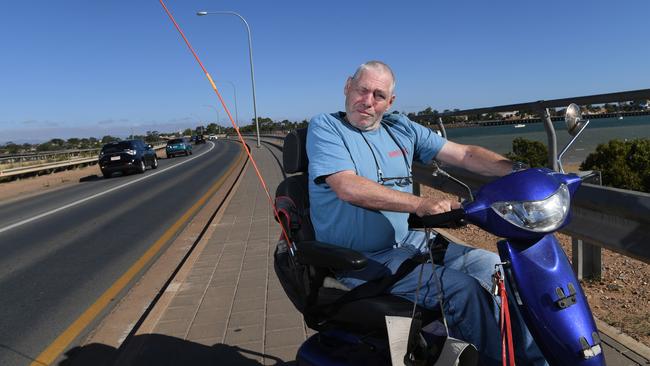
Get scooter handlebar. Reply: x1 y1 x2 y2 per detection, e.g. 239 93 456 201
408 208 466 229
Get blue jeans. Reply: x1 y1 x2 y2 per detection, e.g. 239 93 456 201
337 230 547 366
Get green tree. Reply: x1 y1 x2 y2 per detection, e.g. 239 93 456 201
3 142 20 154
101 135 120 144
505 138 549 168
604 103 617 113
206 123 219 134
67 138 81 149
37 138 66 151
581 139 650 192
417 107 434 116
279 119 294 131
296 119 309 129
255 117 275 133
145 130 160 143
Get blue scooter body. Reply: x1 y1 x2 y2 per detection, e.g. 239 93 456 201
464 168 605 365
298 331 389 366
498 236 604 365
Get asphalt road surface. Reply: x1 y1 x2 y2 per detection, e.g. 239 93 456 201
0 140 242 366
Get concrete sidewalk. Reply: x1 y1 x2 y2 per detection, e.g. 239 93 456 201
115 145 307 365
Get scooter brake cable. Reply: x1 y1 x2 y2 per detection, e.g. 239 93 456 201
422 228 450 334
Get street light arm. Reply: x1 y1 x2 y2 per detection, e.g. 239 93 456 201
197 11 250 30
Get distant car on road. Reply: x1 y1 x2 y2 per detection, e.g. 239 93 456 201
166 138 192 158
99 139 158 178
193 134 206 144
208 134 218 140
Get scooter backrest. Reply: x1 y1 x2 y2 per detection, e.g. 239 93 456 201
283 128 308 174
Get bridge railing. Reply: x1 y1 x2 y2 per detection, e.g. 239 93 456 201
257 133 650 275
412 164 650 278
0 144 167 180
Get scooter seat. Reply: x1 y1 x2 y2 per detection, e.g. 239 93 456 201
313 287 439 334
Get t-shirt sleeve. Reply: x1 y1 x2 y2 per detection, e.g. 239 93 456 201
408 117 447 164
307 114 356 184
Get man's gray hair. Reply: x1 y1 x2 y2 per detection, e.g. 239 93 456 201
351 61 396 94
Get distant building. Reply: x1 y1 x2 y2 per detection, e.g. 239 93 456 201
498 111 517 119
640 100 650 110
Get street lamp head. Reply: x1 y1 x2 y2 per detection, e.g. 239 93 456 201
196 11 208 16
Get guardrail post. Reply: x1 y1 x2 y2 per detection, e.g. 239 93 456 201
572 238 602 280
538 106 558 171
572 172 603 280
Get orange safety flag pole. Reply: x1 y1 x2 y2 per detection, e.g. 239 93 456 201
158 0 293 248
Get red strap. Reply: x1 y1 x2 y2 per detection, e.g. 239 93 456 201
496 272 516 366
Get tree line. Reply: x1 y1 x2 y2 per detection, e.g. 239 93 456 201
0 116 313 155
506 137 650 193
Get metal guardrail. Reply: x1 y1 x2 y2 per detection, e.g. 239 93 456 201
414 88 650 119
0 148 100 164
259 134 650 269
413 165 650 268
0 157 99 177
0 144 167 180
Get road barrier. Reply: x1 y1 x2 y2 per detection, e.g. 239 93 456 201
0 144 167 180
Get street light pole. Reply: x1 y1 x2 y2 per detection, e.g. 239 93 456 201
217 80 238 125
203 104 220 126
197 11 260 147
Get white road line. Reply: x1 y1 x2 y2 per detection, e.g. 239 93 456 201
0 142 216 234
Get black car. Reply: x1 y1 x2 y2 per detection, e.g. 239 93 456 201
193 134 206 144
99 139 158 178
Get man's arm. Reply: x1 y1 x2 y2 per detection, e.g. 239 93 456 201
325 170 459 216
435 140 513 177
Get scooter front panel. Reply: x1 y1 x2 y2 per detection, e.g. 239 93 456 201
498 235 605 366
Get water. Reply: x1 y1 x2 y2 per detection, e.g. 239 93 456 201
444 116 650 165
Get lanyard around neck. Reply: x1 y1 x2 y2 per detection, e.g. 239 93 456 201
355 121 412 183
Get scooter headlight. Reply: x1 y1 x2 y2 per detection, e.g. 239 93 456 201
490 184 570 232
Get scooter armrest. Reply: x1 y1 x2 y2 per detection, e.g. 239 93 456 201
408 208 466 228
295 241 367 271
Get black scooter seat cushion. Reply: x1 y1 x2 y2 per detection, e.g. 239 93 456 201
314 288 439 333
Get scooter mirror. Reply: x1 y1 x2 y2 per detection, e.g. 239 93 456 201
558 103 590 173
565 103 587 136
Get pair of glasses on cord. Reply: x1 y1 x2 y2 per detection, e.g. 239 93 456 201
356 122 414 188
378 172 413 187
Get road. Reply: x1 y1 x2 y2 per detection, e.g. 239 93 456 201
0 140 241 366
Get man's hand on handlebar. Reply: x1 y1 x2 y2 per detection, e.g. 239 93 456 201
415 198 461 217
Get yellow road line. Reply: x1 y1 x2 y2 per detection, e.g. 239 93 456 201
31 146 246 366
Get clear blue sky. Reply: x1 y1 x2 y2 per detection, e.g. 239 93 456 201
1 0 649 143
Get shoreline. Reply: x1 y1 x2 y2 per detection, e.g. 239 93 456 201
416 109 650 129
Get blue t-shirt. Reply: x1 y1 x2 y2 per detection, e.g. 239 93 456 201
307 112 446 252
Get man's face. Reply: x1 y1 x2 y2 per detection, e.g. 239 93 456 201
344 68 395 131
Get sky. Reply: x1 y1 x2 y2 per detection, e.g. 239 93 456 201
1 0 649 143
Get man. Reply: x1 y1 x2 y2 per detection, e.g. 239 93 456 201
306 61 546 365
